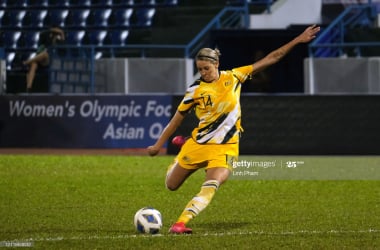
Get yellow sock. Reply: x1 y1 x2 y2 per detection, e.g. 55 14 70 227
177 180 220 225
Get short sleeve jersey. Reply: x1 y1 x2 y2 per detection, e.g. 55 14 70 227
177 65 253 144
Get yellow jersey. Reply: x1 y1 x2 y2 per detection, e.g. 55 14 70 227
177 65 253 144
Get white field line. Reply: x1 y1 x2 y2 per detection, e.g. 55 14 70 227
5 229 380 243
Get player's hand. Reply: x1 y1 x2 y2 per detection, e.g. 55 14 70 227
147 145 160 156
297 24 320 43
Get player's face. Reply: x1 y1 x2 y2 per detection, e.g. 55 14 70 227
196 60 219 83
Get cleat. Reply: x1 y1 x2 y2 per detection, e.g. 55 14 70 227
169 222 192 234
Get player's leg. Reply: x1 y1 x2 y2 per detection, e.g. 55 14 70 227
165 161 196 191
168 141 236 234
26 62 38 91
170 167 230 234
23 51 49 67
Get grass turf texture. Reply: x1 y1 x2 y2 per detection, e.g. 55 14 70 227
0 155 379 249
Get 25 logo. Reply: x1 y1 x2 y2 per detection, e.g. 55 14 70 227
286 161 297 168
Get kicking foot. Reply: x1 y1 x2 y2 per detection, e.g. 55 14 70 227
169 222 192 234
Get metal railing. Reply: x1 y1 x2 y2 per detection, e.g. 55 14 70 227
49 4 251 93
309 2 378 57
48 0 283 93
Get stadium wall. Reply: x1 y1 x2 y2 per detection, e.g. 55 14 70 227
304 58 380 94
1 94 379 155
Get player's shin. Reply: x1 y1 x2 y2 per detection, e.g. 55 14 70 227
177 180 220 224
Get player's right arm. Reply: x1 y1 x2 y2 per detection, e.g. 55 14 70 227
251 24 320 75
147 110 185 156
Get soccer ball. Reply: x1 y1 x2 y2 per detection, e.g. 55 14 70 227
134 207 162 234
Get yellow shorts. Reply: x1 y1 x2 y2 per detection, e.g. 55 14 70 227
175 138 239 170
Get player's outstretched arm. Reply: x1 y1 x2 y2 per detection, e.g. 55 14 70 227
147 110 185 156
252 24 320 75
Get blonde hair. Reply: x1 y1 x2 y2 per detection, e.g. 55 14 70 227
196 48 221 63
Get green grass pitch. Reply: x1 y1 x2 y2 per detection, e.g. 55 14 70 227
0 155 379 249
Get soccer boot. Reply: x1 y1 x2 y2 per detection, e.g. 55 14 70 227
169 222 192 234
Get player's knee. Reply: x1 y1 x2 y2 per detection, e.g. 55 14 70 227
165 181 179 191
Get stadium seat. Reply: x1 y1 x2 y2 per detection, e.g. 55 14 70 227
69 0 91 6
1 31 22 49
88 9 112 27
5 52 16 70
23 10 48 28
165 0 178 4
136 8 155 26
134 0 155 4
22 51 37 62
0 10 4 25
46 9 69 27
28 0 49 7
5 0 27 7
48 0 69 6
106 30 129 45
0 0 6 7
112 0 134 5
87 30 108 45
92 0 113 6
110 8 133 27
18 31 40 49
67 9 90 27
66 30 86 46
2 10 26 28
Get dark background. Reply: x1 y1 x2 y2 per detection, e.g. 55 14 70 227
168 94 380 155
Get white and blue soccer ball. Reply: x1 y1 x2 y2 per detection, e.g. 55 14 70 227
134 207 162 234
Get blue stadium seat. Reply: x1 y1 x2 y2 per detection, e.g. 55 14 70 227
91 0 113 6
112 0 134 5
48 0 69 6
164 0 177 4
1 31 22 49
66 30 86 46
2 10 26 28
5 0 27 7
88 9 112 27
28 0 49 6
67 9 90 27
23 10 48 28
5 52 16 70
46 9 69 27
0 10 4 26
134 0 155 4
23 51 37 62
136 8 155 26
18 31 40 49
9 51 29 70
69 0 91 6
106 30 129 45
87 30 108 45
110 8 133 27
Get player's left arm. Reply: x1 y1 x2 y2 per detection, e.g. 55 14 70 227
147 110 185 156
252 24 320 75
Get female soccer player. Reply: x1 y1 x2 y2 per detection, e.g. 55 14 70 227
147 24 320 234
